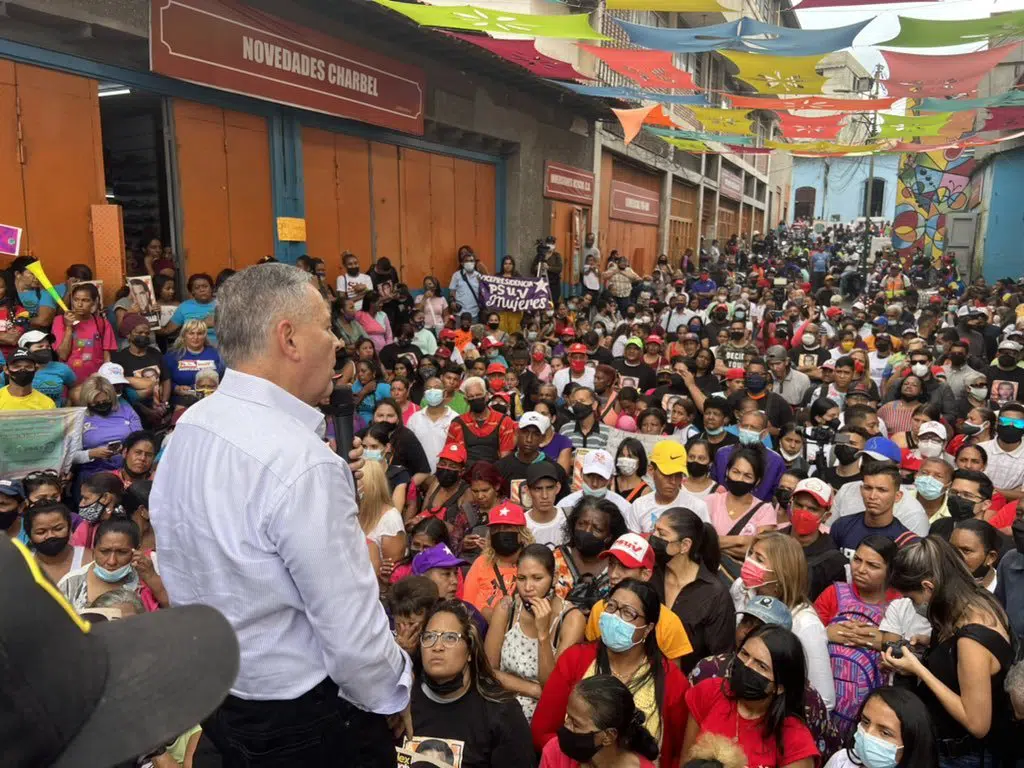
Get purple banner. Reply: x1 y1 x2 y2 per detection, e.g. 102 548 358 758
0 225 22 257
479 274 551 313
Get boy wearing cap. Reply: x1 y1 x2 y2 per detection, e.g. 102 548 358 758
627 441 709 534
583 533 693 661
496 412 568 495
0 348 54 411
523 462 568 547
17 329 77 407
783 478 848 600
613 337 656 392
556 449 632 522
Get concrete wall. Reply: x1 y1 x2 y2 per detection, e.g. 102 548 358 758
980 147 1024 281
788 155 899 224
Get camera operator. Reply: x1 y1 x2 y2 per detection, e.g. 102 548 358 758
814 425 870 490
801 396 840 467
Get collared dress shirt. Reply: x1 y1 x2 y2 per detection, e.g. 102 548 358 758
151 369 412 712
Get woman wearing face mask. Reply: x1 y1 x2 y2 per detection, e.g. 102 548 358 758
540 675 661 768
534 400 573 475
417 276 448 334
706 447 777 560
333 296 370 351
26 501 91 585
486 544 585 720
885 536 1014 768
529 342 553 384
532 579 690 767
410 440 470 547
613 438 653 503
777 425 811 473
72 375 142 480
824 686 938 768
411 600 536 768
683 624 818 767
22 470 63 506
354 290 393 352
731 532 836 712
879 376 927 436
53 282 117 384
57 518 159 612
120 479 168 608
950 518 1001 594
463 501 533 621
485 310 511 347
551 497 627 599
70 472 126 549
361 420 412 515
892 403 942 451
948 406 994 456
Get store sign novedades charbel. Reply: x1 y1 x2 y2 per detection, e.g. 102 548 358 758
150 0 425 134
610 180 660 225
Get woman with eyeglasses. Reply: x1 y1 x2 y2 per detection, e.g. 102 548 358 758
683 624 819 768
26 500 91 585
824 686 938 768
532 579 690 768
410 599 536 768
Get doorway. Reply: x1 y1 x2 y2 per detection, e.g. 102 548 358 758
794 186 816 222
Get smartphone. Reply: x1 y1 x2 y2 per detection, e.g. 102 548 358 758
107 441 123 453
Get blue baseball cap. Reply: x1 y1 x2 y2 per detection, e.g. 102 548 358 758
0 479 24 499
741 595 792 631
872 316 888 327
411 543 466 575
859 436 902 464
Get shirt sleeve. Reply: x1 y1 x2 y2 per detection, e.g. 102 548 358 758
170 305 185 326
683 678 714 725
52 315 67 347
531 647 583 753
813 584 839 625
60 364 77 387
262 461 412 714
656 608 694 660
462 558 489 612
585 601 602 642
498 415 518 455
797 612 836 711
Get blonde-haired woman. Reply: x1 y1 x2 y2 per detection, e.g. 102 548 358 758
163 318 224 410
730 531 836 713
463 501 535 622
72 374 142 479
358 459 406 587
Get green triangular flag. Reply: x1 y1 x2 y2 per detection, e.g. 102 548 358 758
884 10 1024 48
374 1 608 40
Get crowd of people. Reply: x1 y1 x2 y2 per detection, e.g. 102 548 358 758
4 226 1024 768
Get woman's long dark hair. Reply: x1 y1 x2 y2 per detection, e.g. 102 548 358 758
858 534 898 586
423 599 509 702
844 687 938 768
657 507 721 572
595 579 665 741
726 624 807 757
725 445 765 485
574 675 660 761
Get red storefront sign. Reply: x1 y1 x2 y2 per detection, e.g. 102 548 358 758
544 162 594 205
610 180 660 225
151 0 425 135
720 169 743 202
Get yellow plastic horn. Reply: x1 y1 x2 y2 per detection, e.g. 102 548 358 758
25 261 70 313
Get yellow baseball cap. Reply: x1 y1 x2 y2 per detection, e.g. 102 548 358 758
649 440 688 475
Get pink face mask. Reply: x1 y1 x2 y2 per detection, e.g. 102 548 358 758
740 557 775 590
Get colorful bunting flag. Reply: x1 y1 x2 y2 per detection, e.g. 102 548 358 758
796 0 938 8
721 52 828 95
688 106 755 133
777 113 846 140
578 45 698 91
646 126 756 145
374 1 608 39
449 34 587 80
727 94 896 112
767 140 883 154
606 0 727 11
875 112 953 140
920 90 1024 113
882 46 1016 99
981 107 1024 133
727 146 773 154
660 137 713 152
613 105 675 144
883 10 1024 49
616 16 871 56
552 81 709 105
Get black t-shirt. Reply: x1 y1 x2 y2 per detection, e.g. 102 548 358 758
589 347 614 366
392 427 431 477
110 347 169 391
410 684 536 768
982 365 1024 408
726 391 793 431
803 533 849 600
380 342 422 373
789 346 831 372
702 431 739 461
647 385 690 412
493 456 569 503
718 342 758 370
613 359 656 392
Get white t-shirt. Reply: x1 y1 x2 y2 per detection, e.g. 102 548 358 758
406 407 459 472
335 272 375 310
879 597 932 641
626 488 709 534
366 507 404 554
526 508 568 547
824 751 857 768
867 351 890 386
552 366 595 398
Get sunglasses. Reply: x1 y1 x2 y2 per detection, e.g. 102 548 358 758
999 416 1024 429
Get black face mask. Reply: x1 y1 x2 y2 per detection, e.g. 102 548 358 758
999 354 1018 369
971 561 991 580
424 671 465 697
468 398 487 415
1013 519 1024 555
730 331 745 341
745 374 767 394
997 423 1024 445
949 353 966 367
774 489 792 509
346 266 360 277
490 531 521 557
34 535 69 557
91 400 114 415
573 530 607 558
947 494 976 522
687 460 710 478
557 726 602 763
487 322 500 329
0 509 18 530
649 535 673 567
29 350 53 365
572 403 593 421
726 477 756 498
729 658 773 700
7 369 34 388
436 469 460 488
835 444 859 466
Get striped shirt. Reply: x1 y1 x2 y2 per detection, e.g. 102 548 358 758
559 420 610 450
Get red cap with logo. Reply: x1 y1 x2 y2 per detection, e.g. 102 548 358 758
487 502 527 527
437 441 468 465
568 343 589 355
599 533 655 570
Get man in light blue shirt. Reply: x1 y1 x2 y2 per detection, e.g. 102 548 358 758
448 252 482 319
151 264 411 765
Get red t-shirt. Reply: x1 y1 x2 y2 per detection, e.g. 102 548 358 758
813 583 903 625
539 738 656 768
685 678 819 768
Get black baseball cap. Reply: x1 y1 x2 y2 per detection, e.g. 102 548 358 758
526 461 561 487
0 537 239 767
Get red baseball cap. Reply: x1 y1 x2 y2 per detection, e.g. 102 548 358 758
487 502 527 527
437 441 467 465
560 327 576 337
568 343 588 355
826 307 842 319
439 329 457 341
725 368 745 381
486 362 507 375
645 334 664 346
599 533 655 570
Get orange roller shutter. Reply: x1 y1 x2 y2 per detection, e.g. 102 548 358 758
370 142 401 266
399 147 431 288
428 153 456 289
223 111 274 268
302 127 342 281
0 61 26 255
334 134 373 274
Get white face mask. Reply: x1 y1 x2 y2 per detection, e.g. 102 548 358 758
616 457 639 476
969 386 989 400
918 440 943 458
463 261 476 273
911 363 929 377
802 334 817 348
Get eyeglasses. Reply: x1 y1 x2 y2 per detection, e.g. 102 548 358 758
420 630 465 648
999 416 1024 429
949 491 983 505
605 599 641 624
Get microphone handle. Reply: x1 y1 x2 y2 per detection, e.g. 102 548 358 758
332 387 355 460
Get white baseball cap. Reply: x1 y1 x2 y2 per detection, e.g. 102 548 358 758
17 330 53 349
582 449 614 480
792 477 833 508
97 362 128 386
918 421 946 440
518 411 551 433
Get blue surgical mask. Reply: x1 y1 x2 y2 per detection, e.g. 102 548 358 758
738 428 762 446
424 388 444 407
705 425 725 437
582 483 608 499
914 474 946 501
364 449 384 462
93 563 132 583
854 726 901 768
598 611 643 653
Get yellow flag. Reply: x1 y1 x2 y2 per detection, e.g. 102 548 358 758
688 106 754 134
606 0 728 10
721 52 827 95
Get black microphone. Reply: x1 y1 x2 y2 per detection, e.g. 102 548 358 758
328 385 355 460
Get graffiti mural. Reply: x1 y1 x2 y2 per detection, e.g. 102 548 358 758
892 146 976 261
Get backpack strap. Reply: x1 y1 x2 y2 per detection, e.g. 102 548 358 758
726 501 767 537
